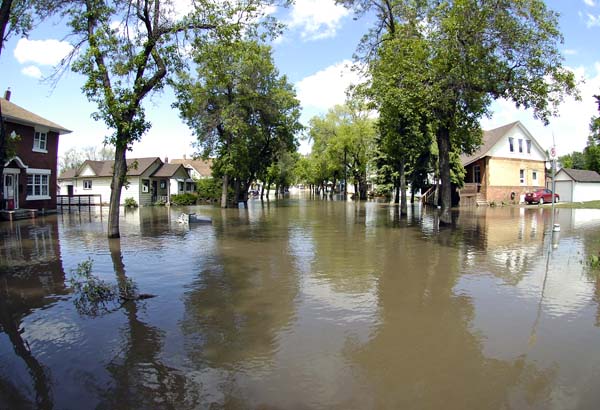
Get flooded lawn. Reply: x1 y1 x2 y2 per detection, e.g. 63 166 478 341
2 198 600 409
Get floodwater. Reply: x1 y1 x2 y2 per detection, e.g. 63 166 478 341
2 197 600 410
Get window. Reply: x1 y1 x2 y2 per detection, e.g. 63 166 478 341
518 139 523 153
160 180 166 189
519 169 525 185
142 179 150 193
532 170 538 185
178 181 184 192
509 137 514 152
526 140 532 154
83 180 92 190
26 170 50 199
186 182 194 191
33 131 47 152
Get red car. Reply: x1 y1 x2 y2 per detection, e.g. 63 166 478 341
525 188 559 205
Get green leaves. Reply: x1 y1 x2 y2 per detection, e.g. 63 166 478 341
173 38 302 190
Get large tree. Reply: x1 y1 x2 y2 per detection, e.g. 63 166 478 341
173 39 301 208
341 0 577 224
57 0 278 237
308 103 376 200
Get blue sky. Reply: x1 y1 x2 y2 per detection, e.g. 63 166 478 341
1 0 599 161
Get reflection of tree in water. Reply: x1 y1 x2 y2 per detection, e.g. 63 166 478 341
346 235 555 409
0 221 66 410
95 239 200 409
180 214 298 371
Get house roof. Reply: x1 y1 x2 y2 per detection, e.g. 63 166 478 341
558 168 600 182
61 157 161 178
170 158 213 176
58 168 77 179
151 163 186 178
1 97 72 134
461 121 536 166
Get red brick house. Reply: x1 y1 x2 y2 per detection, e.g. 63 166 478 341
1 90 71 213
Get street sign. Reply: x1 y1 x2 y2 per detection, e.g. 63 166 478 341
550 146 556 158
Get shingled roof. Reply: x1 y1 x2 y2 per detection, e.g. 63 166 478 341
1 97 71 134
170 158 213 177
559 168 600 182
151 163 186 178
75 157 161 177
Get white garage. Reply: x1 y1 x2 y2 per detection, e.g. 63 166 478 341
554 168 600 203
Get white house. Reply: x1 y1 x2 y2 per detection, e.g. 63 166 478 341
58 157 196 206
554 168 600 203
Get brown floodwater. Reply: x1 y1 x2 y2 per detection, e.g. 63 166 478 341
2 196 600 409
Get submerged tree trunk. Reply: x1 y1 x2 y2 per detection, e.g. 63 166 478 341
437 128 452 224
394 180 400 204
108 146 127 238
358 172 368 200
400 163 407 215
221 174 229 208
260 183 265 201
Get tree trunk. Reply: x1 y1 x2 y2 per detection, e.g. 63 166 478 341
394 180 400 204
358 172 368 200
220 174 229 208
437 127 452 224
107 146 127 238
400 162 407 215
260 183 265 201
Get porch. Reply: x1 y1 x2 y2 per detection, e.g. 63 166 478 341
459 183 488 206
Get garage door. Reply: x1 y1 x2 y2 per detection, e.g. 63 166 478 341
555 180 573 202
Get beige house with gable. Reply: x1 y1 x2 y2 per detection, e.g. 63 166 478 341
460 121 548 205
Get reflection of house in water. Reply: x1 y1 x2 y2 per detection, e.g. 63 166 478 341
0 219 67 409
456 208 548 284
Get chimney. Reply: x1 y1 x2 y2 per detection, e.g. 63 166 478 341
164 156 169 163
183 154 187 160
4 88 11 101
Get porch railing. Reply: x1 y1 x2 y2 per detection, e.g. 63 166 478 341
57 194 103 212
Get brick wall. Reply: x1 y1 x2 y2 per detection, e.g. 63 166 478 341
5 121 59 210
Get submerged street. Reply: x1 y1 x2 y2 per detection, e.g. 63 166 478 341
2 197 600 409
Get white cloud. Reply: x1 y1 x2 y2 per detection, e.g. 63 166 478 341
481 62 600 157
585 13 600 27
564 49 578 56
21 65 42 79
295 60 365 112
14 38 73 66
288 0 350 40
584 0 596 7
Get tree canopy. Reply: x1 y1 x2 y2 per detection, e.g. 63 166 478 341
173 38 302 208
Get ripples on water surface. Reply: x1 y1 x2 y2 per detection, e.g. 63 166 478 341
2 198 600 409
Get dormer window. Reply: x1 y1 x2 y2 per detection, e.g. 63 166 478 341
33 131 48 152
526 140 532 154
509 137 514 152
518 139 523 153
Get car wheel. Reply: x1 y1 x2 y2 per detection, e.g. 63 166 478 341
539 197 544 204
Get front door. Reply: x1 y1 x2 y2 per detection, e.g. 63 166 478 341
3 174 18 209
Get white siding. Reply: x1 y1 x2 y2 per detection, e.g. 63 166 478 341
72 177 112 203
487 124 546 162
123 179 142 205
573 182 600 202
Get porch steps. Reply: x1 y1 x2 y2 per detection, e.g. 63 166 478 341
475 193 489 207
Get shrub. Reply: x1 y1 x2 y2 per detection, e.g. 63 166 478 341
196 178 221 202
124 197 138 208
170 192 198 206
